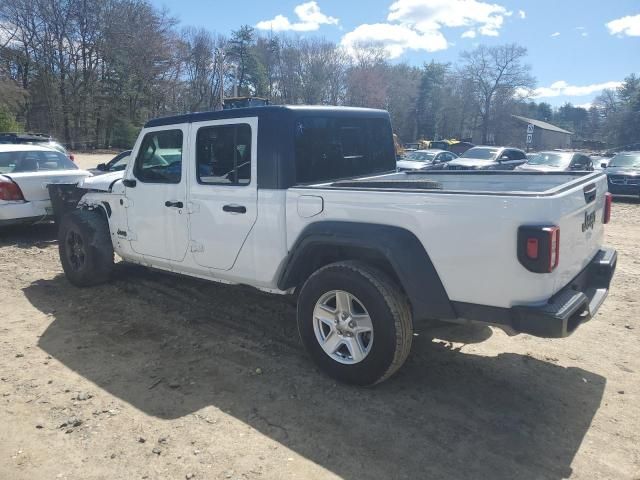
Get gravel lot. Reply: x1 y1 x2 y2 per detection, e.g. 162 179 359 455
1 158 639 479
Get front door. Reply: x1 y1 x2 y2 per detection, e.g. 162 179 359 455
124 125 190 262
188 117 258 270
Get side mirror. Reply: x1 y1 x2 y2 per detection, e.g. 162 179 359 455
97 163 106 171
600 163 607 169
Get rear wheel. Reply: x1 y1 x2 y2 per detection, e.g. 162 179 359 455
297 261 413 385
58 209 114 287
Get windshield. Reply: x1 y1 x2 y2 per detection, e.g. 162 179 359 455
526 152 572 167
459 147 499 161
609 153 640 168
0 150 77 173
108 151 131 171
404 151 436 162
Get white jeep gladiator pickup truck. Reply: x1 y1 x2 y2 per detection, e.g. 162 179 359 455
54 106 617 385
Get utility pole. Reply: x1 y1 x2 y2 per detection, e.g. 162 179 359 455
216 48 224 110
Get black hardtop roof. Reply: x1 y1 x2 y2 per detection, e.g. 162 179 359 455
144 105 389 128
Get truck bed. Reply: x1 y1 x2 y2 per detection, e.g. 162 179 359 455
322 170 601 196
288 170 608 309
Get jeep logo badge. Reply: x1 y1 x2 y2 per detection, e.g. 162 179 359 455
582 211 596 232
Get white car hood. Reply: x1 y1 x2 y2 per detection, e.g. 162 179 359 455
447 158 493 168
79 170 124 191
397 160 430 170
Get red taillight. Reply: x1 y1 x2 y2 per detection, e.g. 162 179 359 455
526 238 539 259
0 177 25 201
603 192 612 224
518 225 560 273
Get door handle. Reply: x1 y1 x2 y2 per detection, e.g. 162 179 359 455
165 201 184 208
222 204 246 214
123 179 136 188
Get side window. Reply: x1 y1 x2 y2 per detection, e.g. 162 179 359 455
196 124 252 185
572 155 592 169
508 150 526 160
134 129 183 184
294 117 395 184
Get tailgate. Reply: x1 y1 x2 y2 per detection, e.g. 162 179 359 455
5 170 91 202
552 174 608 290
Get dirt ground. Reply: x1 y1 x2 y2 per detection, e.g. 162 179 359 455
1 156 639 479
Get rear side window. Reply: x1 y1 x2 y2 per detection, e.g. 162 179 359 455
294 117 395 184
508 150 526 160
0 150 77 173
196 124 252 185
134 130 183 183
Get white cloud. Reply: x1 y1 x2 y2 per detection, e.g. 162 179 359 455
606 14 640 37
387 0 511 37
518 10 526 19
576 102 593 110
256 1 338 32
341 23 448 58
341 0 512 57
524 80 623 99
550 32 560 37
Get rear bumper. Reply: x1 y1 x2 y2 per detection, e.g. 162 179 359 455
0 200 52 225
453 248 617 338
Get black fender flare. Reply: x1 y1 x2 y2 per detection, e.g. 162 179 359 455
278 221 455 321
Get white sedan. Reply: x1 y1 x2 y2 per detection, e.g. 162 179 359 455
0 144 91 226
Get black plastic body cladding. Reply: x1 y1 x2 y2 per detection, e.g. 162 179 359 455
278 222 456 321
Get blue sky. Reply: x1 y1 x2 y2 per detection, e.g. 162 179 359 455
152 0 640 107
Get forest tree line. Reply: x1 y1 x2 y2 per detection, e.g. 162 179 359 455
1 0 639 150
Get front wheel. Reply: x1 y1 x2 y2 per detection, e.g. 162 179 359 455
58 209 114 287
297 261 413 385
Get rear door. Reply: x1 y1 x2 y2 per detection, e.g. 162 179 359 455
187 117 258 271
124 125 190 262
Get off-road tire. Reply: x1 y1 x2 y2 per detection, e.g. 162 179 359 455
297 261 413 386
59 209 114 287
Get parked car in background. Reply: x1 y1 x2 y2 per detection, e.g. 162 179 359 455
90 150 132 175
516 151 594 172
446 146 527 170
0 144 90 226
0 132 75 162
396 149 457 171
603 151 640 199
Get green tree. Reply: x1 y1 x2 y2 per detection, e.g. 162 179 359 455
0 106 21 131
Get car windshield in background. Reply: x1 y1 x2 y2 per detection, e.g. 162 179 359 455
527 152 572 167
459 147 499 161
294 116 395 184
609 153 640 168
405 151 437 162
0 150 77 173
110 153 130 171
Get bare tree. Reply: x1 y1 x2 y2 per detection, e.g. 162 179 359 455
460 43 534 144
